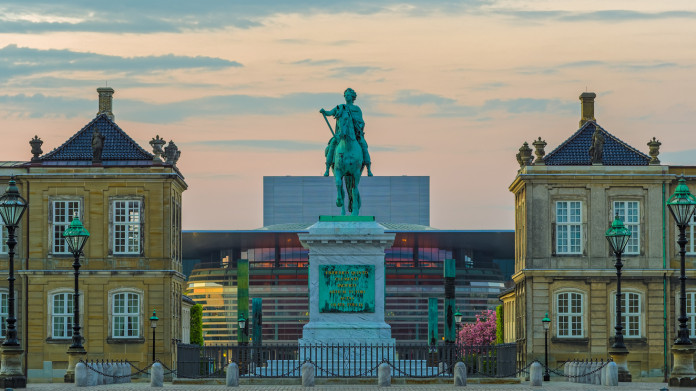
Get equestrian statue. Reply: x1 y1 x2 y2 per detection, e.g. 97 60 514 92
319 88 372 216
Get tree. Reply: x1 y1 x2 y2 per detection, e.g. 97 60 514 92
190 304 203 346
457 309 496 346
495 304 504 344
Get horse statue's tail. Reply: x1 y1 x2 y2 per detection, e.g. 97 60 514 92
345 175 355 213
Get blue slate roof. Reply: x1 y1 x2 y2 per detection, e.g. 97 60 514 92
544 121 650 166
40 114 153 164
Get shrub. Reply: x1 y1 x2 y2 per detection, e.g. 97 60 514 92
190 304 204 346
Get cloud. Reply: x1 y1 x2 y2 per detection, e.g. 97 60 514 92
659 150 696 166
387 90 575 117
0 93 91 118
0 1 492 34
516 60 684 75
501 9 696 23
288 59 341 66
0 45 242 84
472 82 508 91
394 90 457 106
559 10 696 22
328 66 386 77
0 91 338 122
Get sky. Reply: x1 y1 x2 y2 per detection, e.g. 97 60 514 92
1 1 695 230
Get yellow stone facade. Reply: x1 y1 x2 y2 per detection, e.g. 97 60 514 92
0 91 186 382
506 94 696 379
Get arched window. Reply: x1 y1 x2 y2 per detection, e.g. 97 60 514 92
556 291 584 337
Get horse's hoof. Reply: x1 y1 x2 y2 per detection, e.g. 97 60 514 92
336 200 343 207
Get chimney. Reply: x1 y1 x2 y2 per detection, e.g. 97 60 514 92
97 87 115 120
579 92 596 127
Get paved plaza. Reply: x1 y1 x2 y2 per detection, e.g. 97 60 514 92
21 381 670 391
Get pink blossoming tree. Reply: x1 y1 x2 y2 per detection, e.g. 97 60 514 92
457 309 497 346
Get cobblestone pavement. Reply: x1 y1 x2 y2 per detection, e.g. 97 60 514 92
22 381 669 391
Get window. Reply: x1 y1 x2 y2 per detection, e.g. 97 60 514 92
0 291 7 338
0 222 8 254
51 292 74 339
613 292 642 338
556 201 582 254
112 292 140 338
613 201 640 254
113 200 142 254
52 200 80 254
556 291 584 337
686 291 696 338
687 215 696 255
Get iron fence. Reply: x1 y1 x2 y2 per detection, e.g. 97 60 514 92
177 342 516 379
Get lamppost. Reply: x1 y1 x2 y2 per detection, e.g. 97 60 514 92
666 177 696 386
454 310 462 333
605 213 632 381
237 314 247 340
62 215 90 383
0 177 28 388
150 309 159 362
542 313 550 381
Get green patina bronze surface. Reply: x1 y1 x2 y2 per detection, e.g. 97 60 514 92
319 88 373 216
252 298 262 346
428 298 438 346
319 264 375 313
444 259 456 343
318 215 375 222
237 259 249 343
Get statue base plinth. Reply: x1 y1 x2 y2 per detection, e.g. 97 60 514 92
669 344 696 387
608 346 631 382
64 346 87 383
0 344 26 388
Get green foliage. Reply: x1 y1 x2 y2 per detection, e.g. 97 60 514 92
495 304 504 344
190 304 204 346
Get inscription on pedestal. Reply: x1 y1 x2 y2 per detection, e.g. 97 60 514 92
319 265 375 313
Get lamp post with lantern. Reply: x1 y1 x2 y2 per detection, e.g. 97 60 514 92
150 309 159 362
542 313 550 381
62 215 90 382
605 213 632 382
666 177 696 386
0 177 28 388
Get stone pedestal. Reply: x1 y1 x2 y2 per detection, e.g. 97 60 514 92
65 346 87 383
297 216 395 373
608 346 631 382
669 344 696 387
0 344 26 388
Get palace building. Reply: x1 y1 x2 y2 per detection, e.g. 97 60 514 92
0 88 187 382
504 92 691 379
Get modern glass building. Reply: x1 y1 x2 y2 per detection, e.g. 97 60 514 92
184 176 514 344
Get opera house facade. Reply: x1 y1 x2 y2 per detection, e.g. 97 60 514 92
184 176 513 344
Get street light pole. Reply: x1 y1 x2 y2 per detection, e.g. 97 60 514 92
0 177 28 389
605 213 632 382
62 215 90 382
666 177 696 386
542 313 550 381
150 310 159 363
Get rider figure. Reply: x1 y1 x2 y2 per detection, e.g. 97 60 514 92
320 88 373 177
